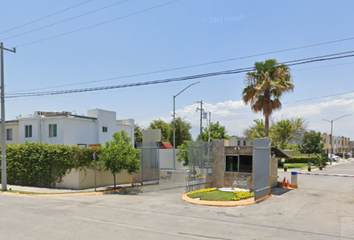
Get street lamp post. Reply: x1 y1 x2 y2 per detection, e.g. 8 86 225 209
322 114 352 164
173 82 200 169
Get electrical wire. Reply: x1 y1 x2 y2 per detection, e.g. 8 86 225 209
1 0 130 41
8 49 354 94
15 0 182 48
7 51 354 99
0 0 92 36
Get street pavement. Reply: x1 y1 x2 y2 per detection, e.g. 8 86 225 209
1 161 354 239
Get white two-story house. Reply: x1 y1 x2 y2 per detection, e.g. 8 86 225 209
2 109 134 146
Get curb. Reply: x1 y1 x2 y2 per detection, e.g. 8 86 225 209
0 188 126 197
181 194 271 207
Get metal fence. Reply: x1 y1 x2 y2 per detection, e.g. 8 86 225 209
186 141 213 192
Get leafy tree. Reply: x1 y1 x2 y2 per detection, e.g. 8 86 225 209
177 140 189 166
99 131 140 188
148 119 170 142
298 131 324 158
134 124 144 144
243 119 266 143
169 117 192 148
244 118 305 147
197 121 230 141
242 59 294 136
270 118 305 149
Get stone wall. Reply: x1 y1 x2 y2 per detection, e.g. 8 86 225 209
224 172 253 190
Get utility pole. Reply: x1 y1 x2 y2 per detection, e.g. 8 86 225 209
196 100 203 140
1 42 16 191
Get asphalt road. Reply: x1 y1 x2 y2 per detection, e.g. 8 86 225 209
1 162 354 240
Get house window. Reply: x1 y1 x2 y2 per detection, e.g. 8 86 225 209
225 155 253 173
243 141 246 146
25 125 32 138
102 126 108 132
237 140 241 146
6 128 13 141
49 124 57 137
226 156 238 172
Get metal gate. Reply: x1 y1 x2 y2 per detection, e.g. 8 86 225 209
253 138 271 201
136 142 160 182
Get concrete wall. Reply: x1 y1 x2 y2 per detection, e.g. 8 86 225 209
159 149 184 169
57 168 139 189
2 122 20 144
88 109 117 145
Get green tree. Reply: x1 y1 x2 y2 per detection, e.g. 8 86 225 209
244 118 305 147
148 119 170 142
298 131 324 158
177 140 189 166
169 117 192 148
243 119 266 143
270 118 305 149
99 131 140 188
134 124 144 144
197 121 230 141
242 59 294 137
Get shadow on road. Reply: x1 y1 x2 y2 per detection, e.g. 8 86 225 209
271 187 292 196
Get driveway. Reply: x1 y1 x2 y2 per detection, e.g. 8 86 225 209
1 162 354 240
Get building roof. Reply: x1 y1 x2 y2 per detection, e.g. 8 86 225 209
159 142 174 149
271 146 292 159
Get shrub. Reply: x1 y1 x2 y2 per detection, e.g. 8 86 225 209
232 191 254 201
0 142 93 187
187 187 217 195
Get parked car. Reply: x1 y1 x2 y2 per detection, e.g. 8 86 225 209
336 152 350 159
328 154 341 162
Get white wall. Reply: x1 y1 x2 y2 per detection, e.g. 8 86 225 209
88 109 117 145
116 119 134 145
159 149 185 169
18 116 40 143
0 122 20 144
62 118 96 146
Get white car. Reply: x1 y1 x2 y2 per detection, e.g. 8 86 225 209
328 154 341 162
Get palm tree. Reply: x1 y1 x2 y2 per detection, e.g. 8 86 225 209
242 59 294 137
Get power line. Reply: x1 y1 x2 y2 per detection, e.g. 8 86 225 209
0 0 92 36
7 51 354 99
8 49 354 94
16 0 182 48
1 0 130 41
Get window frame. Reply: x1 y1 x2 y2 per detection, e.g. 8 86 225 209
102 126 108 133
49 124 57 137
25 125 32 138
225 155 253 174
6 128 13 141
225 155 239 173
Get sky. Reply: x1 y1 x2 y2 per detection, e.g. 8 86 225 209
1 0 354 140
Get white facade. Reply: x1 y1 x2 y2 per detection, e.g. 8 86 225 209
1 109 134 146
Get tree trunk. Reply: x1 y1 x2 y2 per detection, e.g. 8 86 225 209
113 174 116 189
265 114 269 137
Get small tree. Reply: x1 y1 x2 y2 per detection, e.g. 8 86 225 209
197 121 230 141
100 131 140 188
298 131 324 159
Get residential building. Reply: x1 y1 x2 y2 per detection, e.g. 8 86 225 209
229 136 250 146
1 109 134 146
322 133 350 154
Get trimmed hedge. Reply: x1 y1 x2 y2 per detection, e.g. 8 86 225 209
278 156 320 167
0 142 94 187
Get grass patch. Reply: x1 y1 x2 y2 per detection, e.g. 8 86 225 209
284 163 308 168
188 190 236 201
187 190 254 201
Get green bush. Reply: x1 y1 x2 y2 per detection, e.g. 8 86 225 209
0 142 94 187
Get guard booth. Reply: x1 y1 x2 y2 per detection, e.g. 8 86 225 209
211 139 291 201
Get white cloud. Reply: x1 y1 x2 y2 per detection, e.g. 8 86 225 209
137 93 354 140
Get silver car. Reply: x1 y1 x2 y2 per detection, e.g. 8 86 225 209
328 154 341 162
